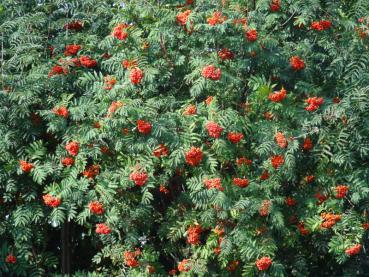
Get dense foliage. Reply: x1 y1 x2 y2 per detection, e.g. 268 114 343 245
1 0 369 276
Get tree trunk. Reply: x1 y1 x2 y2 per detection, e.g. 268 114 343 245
61 220 71 275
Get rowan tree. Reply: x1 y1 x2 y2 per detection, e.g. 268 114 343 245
1 0 369 276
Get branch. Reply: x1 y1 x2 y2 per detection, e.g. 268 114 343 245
281 11 297 27
159 33 174 69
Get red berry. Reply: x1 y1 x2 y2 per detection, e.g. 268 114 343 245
185 147 203 166
137 120 152 135
95 223 111 234
153 144 169 157
302 137 313 151
112 24 129 40
335 185 349 199
5 254 16 264
345 244 362 256
256 257 272 271
79 55 97 68
233 178 249 188
285 197 297 206
83 165 100 179
65 141 79 156
218 48 234 60
304 97 324 112
64 21 83 31
64 44 81 56
271 155 284 169
61 157 74 166
130 67 144 85
290 56 305 71
187 225 202 245
269 87 287 102
19 160 33 173
246 29 258 42
53 106 69 118
124 250 140 267
227 132 244 144
176 10 191 26
43 194 61 207
89 201 105 215
202 65 221 80
178 259 191 272
206 121 223 138
204 178 223 191
207 11 226 26
274 132 288 148
130 171 148 186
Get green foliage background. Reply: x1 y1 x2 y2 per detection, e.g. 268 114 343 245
1 0 369 276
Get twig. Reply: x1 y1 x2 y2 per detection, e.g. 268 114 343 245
281 11 297 27
264 11 297 41
159 33 174 69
